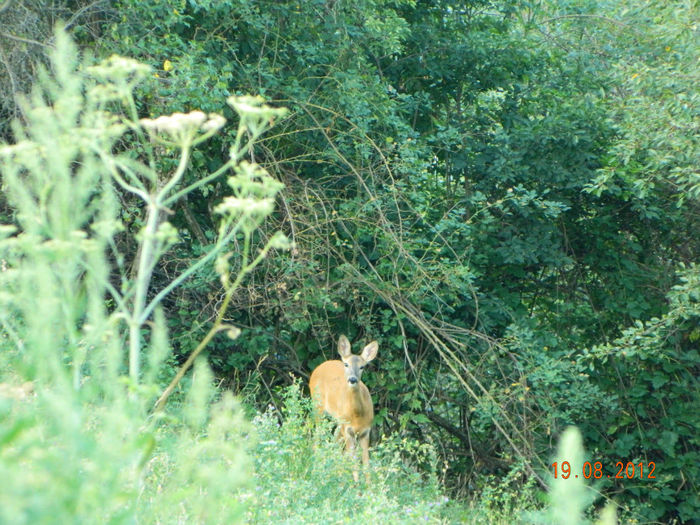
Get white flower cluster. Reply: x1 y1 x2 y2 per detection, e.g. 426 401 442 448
139 111 226 143
87 55 152 84
214 197 275 217
227 95 286 119
227 95 288 137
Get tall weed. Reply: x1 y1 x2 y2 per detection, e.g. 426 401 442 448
0 28 284 523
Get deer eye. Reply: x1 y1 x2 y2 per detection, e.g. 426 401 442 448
344 363 348 367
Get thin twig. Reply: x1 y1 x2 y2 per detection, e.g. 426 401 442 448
0 31 49 48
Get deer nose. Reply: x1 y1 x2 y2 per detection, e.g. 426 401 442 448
348 376 358 385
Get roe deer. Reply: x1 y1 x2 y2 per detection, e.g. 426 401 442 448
308 334 378 482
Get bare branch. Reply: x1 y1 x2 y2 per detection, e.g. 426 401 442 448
0 30 49 48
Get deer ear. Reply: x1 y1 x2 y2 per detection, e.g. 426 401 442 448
338 335 351 359
361 341 378 363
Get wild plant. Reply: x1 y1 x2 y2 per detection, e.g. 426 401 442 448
0 27 287 523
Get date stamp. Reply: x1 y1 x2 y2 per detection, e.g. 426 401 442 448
551 461 656 480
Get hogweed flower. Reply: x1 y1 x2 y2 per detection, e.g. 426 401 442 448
227 95 287 120
140 111 226 144
227 95 288 140
202 114 226 132
268 231 291 250
87 55 151 103
227 161 284 199
215 197 275 217
155 221 179 245
87 55 151 85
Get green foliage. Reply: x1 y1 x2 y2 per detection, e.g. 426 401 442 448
4 0 693 522
244 392 628 524
0 0 107 134
548 428 596 525
466 463 541 524
139 370 252 524
584 0 700 203
577 265 700 522
0 29 127 390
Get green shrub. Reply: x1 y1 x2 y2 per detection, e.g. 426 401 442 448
466 464 540 524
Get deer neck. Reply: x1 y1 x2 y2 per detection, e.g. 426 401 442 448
343 382 369 417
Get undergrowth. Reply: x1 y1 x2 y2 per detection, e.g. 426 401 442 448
241 383 456 524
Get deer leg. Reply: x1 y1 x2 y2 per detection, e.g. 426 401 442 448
344 426 360 482
359 430 370 483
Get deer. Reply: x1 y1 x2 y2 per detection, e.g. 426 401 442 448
308 334 378 482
